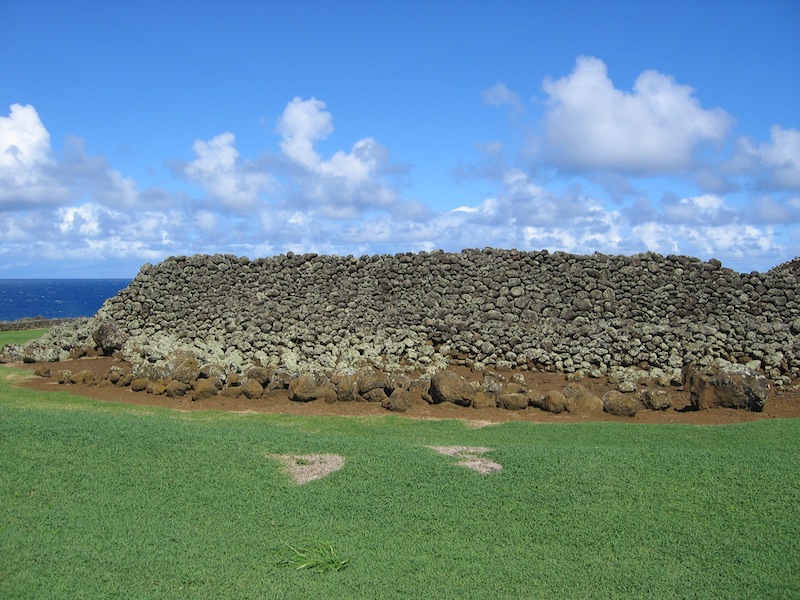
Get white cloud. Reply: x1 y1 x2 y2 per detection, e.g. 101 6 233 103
0 104 52 178
59 204 107 236
659 194 736 225
482 82 523 112
541 56 732 174
633 221 775 260
184 132 272 210
275 97 400 215
0 104 69 206
276 97 334 168
2 87 796 278
732 126 800 190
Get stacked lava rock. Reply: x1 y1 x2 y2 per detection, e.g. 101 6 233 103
3 250 798 387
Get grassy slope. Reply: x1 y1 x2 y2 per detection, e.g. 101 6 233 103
1 339 799 598
0 328 48 349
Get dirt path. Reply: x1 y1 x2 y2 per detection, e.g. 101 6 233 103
11 357 800 425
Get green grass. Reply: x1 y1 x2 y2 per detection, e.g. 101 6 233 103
277 540 350 572
0 328 48 349
1 335 799 598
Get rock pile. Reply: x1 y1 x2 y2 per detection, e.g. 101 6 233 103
2 250 799 394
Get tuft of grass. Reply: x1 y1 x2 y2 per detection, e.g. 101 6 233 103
277 540 350 573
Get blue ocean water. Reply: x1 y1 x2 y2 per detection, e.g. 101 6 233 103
0 279 131 322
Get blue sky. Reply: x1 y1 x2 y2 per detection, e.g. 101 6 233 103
1 0 798 277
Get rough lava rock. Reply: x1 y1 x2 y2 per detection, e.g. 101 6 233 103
4 250 799 404
429 370 477 407
683 360 770 412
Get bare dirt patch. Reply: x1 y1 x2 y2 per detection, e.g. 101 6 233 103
8 357 800 426
269 453 345 485
428 446 503 474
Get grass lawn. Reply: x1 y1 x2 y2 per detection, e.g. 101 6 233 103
0 328 49 348
1 334 799 598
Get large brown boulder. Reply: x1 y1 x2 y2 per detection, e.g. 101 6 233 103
429 370 477 407
241 378 264 399
497 383 529 410
563 384 604 415
683 361 770 412
92 320 128 355
288 374 321 402
534 390 567 414
472 391 498 409
357 369 389 396
382 389 414 412
602 390 643 417
193 378 219 401
316 381 338 404
164 380 190 398
331 370 360 402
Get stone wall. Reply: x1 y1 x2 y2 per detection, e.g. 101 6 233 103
5 249 800 385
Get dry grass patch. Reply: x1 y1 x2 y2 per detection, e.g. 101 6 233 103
269 453 345 484
427 445 503 474
463 419 501 429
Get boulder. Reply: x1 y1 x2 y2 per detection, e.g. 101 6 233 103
497 383 529 410
382 389 414 412
69 369 97 386
363 387 388 403
246 366 274 387
331 370 360 402
357 369 389 395
640 389 671 411
220 385 245 398
241 378 264 399
563 384 604 415
535 390 567 414
130 378 149 392
602 390 643 417
165 351 201 384
164 380 190 398
92 320 128 355
472 391 498 409
429 370 477 406
682 361 770 411
192 378 219 401
317 382 338 404
288 374 320 402
34 366 51 378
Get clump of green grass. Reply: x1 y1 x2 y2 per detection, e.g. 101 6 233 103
277 540 349 573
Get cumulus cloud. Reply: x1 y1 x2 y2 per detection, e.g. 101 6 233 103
2 81 797 278
0 104 51 177
731 125 800 190
276 97 334 168
274 97 401 216
0 104 69 206
541 56 732 174
184 132 273 210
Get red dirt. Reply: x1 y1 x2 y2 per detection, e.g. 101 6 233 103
12 357 800 425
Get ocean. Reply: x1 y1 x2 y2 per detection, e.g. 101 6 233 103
0 279 131 322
